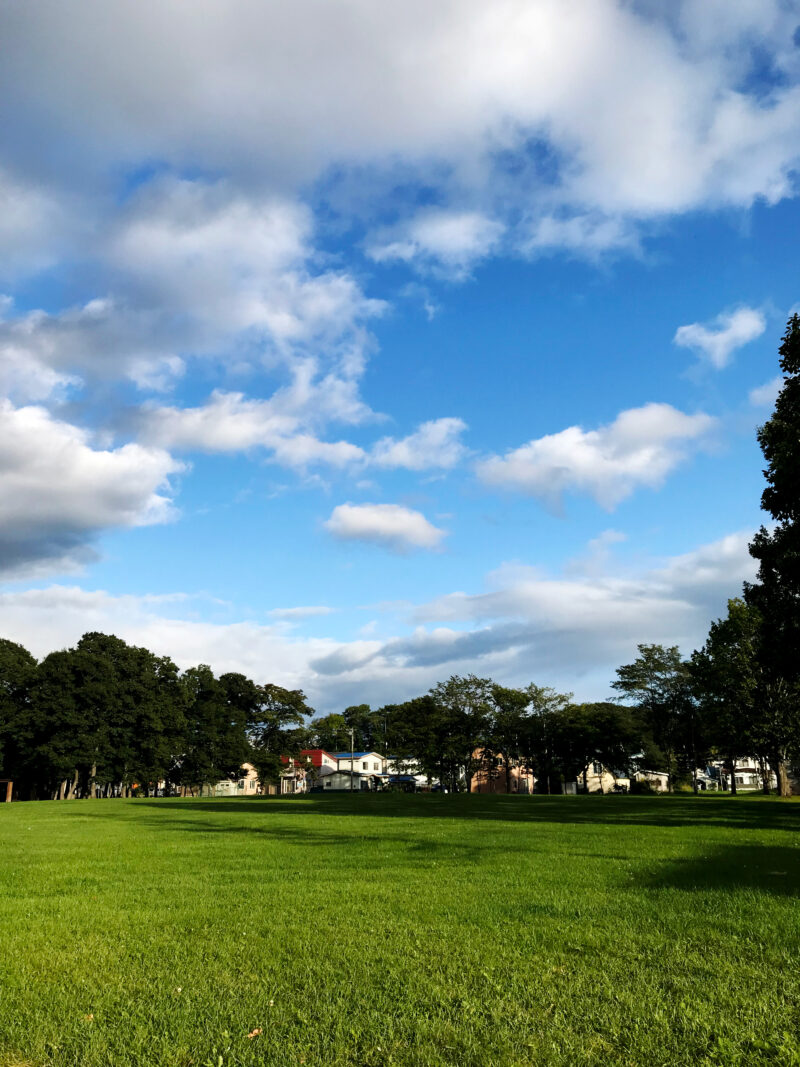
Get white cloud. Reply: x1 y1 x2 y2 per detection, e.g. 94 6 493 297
749 375 783 407
0 400 182 577
141 390 367 470
524 213 639 258
0 179 385 406
0 169 71 282
476 402 716 509
368 211 503 275
674 306 766 369
324 503 446 552
267 605 334 620
0 530 754 709
371 418 468 471
2 2 800 269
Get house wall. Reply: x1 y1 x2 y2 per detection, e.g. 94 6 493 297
580 766 629 794
212 762 260 797
337 753 385 773
470 749 534 794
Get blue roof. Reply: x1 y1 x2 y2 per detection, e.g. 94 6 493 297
332 751 381 759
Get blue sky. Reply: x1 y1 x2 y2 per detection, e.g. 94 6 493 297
1 0 799 710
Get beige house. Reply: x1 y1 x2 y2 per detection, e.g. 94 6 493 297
579 762 630 793
205 762 260 797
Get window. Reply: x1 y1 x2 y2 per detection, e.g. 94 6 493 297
592 762 603 775
325 781 332 788
362 761 368 770
238 780 245 789
373 762 379 771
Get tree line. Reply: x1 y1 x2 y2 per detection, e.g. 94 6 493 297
2 316 799 799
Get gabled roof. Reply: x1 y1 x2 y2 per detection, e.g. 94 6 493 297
332 751 384 759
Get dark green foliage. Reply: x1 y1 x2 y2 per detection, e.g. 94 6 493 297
248 682 313 784
744 314 800 793
177 665 250 790
612 644 695 790
0 637 37 777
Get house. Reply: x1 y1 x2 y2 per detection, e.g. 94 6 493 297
205 762 260 797
333 751 386 774
576 762 630 794
385 757 436 791
631 769 669 792
708 758 777 791
330 751 389 789
470 749 535 794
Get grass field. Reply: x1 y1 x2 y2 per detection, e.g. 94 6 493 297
1 794 798 1067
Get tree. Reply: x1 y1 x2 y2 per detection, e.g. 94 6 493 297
554 702 641 793
489 685 530 792
428 675 493 791
178 666 250 793
248 683 312 787
309 712 351 753
517 684 572 793
691 599 761 795
612 645 692 792
745 314 800 795
0 639 37 794
342 704 376 751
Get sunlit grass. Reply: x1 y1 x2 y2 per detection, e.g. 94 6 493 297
1 794 798 1066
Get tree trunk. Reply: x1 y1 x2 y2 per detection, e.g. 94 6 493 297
89 763 97 799
772 756 791 798
728 757 737 796
582 766 589 793
760 757 771 794
65 768 79 799
58 779 67 800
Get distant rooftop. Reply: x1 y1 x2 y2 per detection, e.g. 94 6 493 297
332 752 383 759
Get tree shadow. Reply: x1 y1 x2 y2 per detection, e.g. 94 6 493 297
132 793 800 833
642 843 800 896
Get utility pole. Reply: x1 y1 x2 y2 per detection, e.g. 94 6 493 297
350 727 355 793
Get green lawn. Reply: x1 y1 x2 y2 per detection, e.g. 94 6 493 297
1 794 798 1067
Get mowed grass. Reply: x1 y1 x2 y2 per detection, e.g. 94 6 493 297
1 795 799 1067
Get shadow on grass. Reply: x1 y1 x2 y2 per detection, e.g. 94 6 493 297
132 793 800 833
643 843 800 896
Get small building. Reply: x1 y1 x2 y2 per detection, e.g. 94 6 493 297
206 762 260 797
470 749 534 794
577 762 630 794
386 757 435 791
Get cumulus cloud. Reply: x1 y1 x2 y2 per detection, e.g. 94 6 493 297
524 213 639 258
0 400 182 577
476 402 716 510
141 390 368 469
371 418 468 471
140 394 472 475
0 178 385 408
324 503 446 552
674 306 766 369
2 2 800 268
0 530 754 709
368 211 503 275
749 375 783 407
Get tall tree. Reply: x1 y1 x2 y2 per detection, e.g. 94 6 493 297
428 675 493 792
0 639 37 794
612 644 692 792
178 665 250 793
691 598 761 795
745 314 800 795
248 682 312 786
